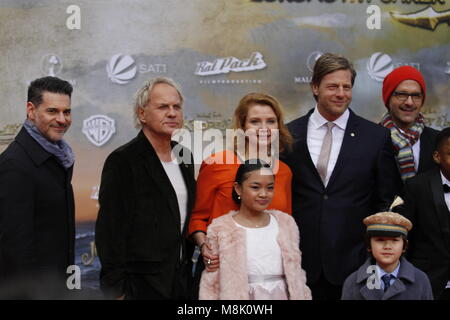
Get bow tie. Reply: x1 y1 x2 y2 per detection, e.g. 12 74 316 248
444 184 450 193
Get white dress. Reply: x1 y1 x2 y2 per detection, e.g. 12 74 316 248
235 215 289 300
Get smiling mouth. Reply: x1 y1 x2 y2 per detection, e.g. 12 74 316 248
332 100 347 105
399 107 416 112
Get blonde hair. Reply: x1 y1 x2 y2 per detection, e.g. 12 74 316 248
310 53 356 101
133 77 184 128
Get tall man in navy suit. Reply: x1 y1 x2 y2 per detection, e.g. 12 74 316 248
285 53 402 300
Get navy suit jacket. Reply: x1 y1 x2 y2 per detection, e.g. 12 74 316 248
284 109 402 286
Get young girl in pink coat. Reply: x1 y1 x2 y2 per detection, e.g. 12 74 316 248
199 160 311 300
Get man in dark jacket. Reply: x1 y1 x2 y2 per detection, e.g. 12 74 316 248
285 53 401 300
398 128 450 300
379 66 440 182
0 76 75 299
95 77 196 300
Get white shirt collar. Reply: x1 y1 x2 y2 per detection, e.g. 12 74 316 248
310 105 350 131
376 261 401 279
440 171 450 186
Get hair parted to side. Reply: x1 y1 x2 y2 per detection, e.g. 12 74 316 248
232 159 273 205
133 77 184 128
231 92 293 153
310 53 357 101
27 76 73 107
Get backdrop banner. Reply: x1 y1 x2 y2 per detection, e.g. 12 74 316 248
0 0 448 294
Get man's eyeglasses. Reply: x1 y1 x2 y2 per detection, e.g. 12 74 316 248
392 91 423 103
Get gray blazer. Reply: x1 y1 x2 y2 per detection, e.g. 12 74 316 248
341 257 433 300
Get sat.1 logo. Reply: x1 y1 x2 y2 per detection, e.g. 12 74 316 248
106 54 137 85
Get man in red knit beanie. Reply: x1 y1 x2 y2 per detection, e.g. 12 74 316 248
380 66 440 182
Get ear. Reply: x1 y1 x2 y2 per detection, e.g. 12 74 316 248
26 102 37 121
137 107 146 124
311 83 319 97
433 150 440 165
386 98 392 111
403 239 408 253
233 182 241 198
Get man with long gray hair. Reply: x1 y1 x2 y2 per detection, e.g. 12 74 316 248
95 77 196 299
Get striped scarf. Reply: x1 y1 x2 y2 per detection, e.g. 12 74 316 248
380 113 424 182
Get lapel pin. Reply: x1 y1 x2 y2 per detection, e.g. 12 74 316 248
350 133 355 137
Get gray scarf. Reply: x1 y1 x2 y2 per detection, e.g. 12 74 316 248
23 119 74 169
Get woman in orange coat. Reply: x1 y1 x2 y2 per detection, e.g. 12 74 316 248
188 93 294 297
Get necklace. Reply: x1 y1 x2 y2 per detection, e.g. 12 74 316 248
235 213 270 228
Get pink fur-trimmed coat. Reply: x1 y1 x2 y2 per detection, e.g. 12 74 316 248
199 210 312 300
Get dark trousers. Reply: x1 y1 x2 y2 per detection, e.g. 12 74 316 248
191 255 205 300
309 273 343 300
438 288 450 300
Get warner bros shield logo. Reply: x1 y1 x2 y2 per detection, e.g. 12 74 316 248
82 115 116 147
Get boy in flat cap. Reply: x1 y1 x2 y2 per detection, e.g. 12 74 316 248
380 66 440 182
341 200 433 300
399 128 450 300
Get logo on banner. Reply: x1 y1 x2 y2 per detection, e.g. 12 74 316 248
82 115 116 147
306 51 323 72
107 54 167 84
41 54 63 76
294 51 323 84
367 52 394 82
107 54 137 84
195 52 267 76
367 52 421 82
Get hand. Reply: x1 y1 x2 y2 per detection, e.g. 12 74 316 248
201 241 219 272
116 294 125 300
